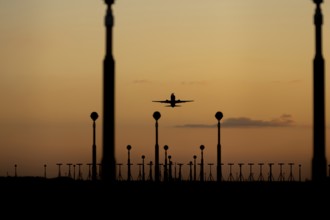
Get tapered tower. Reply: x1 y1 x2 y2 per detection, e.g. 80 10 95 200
312 0 327 182
102 0 116 182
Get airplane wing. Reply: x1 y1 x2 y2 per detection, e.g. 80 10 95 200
175 100 194 103
152 100 171 103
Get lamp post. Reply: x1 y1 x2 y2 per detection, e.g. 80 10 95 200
44 164 47 178
215 111 223 182
127 145 132 181
188 161 193 181
142 155 145 181
102 0 116 182
153 111 161 182
312 0 327 182
67 163 72 178
299 164 302 182
91 111 99 181
200 145 205 182
56 163 62 178
77 163 83 180
14 164 17 177
73 164 76 180
193 155 197 181
164 145 169 182
168 155 172 181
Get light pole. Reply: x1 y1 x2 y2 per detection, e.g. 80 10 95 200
44 164 47 178
73 164 76 180
193 155 197 181
299 164 302 182
91 111 99 181
67 163 72 178
153 111 161 182
215 111 223 182
312 0 327 182
77 163 83 180
200 145 205 182
102 0 116 182
168 155 172 181
56 163 62 178
127 145 132 181
164 145 169 182
188 161 193 181
14 164 17 177
142 155 145 181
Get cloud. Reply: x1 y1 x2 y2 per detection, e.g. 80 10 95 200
222 114 294 127
175 114 294 128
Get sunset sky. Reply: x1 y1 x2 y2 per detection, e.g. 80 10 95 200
0 0 329 180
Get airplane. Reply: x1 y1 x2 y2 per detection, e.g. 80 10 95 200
152 93 194 108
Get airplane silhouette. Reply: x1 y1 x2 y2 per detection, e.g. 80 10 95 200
152 93 194 108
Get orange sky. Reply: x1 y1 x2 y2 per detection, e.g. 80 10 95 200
0 0 329 180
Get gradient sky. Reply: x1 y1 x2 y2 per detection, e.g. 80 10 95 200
0 0 329 180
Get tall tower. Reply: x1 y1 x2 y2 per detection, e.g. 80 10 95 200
312 0 327 182
102 0 116 182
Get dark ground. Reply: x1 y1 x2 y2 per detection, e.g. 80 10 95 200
1 177 329 217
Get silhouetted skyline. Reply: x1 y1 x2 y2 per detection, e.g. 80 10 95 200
2 3 330 217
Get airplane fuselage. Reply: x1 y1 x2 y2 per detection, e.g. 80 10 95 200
170 93 176 107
